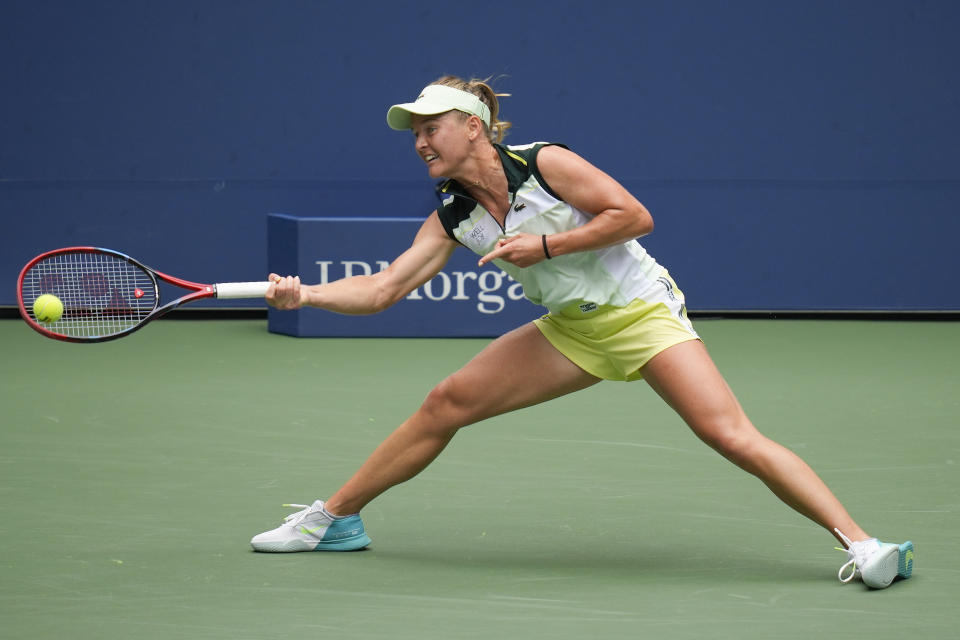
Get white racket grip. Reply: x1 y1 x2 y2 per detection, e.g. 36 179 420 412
214 281 272 299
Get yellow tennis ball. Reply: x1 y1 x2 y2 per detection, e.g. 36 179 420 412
33 294 64 323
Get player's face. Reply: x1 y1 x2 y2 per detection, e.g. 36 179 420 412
410 111 471 179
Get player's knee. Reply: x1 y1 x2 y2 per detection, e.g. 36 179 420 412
419 376 479 429
698 418 764 471
420 380 452 417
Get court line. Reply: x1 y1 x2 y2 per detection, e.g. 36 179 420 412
519 437 708 455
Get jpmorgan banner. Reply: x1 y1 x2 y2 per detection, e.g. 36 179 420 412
267 214 544 337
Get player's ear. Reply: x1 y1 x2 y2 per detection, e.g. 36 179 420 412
466 115 484 142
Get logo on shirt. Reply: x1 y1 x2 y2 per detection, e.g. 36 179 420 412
468 225 487 245
513 202 526 212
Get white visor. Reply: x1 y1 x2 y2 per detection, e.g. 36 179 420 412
387 84 491 130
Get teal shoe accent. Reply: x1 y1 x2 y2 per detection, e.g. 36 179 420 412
897 541 915 579
314 515 371 551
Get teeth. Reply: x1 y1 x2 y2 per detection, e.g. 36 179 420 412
425 154 438 162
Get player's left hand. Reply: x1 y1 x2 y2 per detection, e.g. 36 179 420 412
478 234 547 268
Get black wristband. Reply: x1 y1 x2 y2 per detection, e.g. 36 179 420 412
541 234 552 259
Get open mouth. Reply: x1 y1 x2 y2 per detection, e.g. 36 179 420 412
424 154 439 164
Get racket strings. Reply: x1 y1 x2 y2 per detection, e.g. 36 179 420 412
22 251 158 338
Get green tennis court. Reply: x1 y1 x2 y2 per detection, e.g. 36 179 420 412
1 317 957 639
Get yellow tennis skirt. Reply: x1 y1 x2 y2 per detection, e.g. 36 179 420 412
533 272 700 382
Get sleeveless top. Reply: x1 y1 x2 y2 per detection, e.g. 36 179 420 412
435 142 664 314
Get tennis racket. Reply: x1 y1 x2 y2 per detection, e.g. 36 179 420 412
17 246 272 343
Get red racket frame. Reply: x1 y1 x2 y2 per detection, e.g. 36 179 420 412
18 246 219 343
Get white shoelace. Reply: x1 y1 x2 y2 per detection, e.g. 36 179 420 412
834 528 879 583
281 503 314 526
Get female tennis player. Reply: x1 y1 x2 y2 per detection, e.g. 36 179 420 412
252 76 913 589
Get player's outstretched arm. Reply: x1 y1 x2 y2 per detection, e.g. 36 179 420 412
266 212 457 315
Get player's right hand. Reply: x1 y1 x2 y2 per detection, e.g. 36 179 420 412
266 274 303 310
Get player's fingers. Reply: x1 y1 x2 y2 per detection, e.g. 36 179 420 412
282 276 298 300
478 246 502 266
291 276 303 307
478 237 515 266
266 274 281 295
267 275 299 305
265 274 279 298
278 276 301 307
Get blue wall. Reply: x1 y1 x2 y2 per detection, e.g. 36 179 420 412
3 1 958 311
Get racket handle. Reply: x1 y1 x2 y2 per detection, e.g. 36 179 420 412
215 281 272 299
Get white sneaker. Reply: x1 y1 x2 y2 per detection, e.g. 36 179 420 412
250 500 371 552
835 528 914 589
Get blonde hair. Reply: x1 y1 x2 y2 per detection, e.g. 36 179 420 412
430 75 512 143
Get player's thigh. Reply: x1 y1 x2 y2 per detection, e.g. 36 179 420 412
640 339 753 441
431 322 601 424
